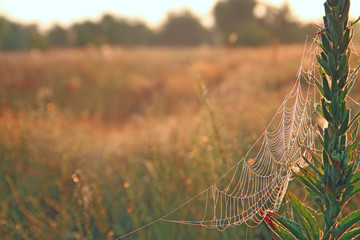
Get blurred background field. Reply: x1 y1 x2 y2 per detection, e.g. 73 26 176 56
1 0 360 239
1 42 359 239
0 44 302 239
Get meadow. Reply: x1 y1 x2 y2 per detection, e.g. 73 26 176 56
0 43 359 239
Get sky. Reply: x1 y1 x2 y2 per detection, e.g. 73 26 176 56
0 0 359 30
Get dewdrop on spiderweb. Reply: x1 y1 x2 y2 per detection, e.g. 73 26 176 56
247 158 255 165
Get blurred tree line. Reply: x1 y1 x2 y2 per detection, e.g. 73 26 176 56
0 0 318 50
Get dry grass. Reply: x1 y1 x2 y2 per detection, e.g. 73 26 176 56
0 44 359 239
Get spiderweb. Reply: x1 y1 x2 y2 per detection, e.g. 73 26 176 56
116 35 360 239
156 36 319 230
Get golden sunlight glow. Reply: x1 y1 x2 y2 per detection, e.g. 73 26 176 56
1 0 359 30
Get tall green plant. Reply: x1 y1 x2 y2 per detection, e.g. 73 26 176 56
265 0 360 239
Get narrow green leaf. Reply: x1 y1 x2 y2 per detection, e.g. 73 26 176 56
317 55 333 76
328 14 339 46
352 121 359 140
321 33 332 52
354 153 360 171
348 112 360 131
323 148 331 169
339 110 350 134
304 147 323 167
301 166 323 187
322 75 332 100
341 180 360 205
302 155 323 177
347 74 356 90
338 52 350 85
322 99 333 122
328 191 341 219
324 2 331 17
347 64 360 88
318 124 324 136
324 129 329 152
350 171 360 185
328 52 337 76
264 217 297 240
338 227 360 240
339 135 346 151
287 191 320 240
340 83 350 102
316 104 325 118
346 135 360 153
323 17 329 32
274 225 297 240
269 214 307 240
321 52 328 62
350 16 360 27
337 209 360 238
339 28 351 55
294 171 323 197
340 0 350 27
315 78 325 97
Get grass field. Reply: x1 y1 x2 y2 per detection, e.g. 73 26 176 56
0 44 360 239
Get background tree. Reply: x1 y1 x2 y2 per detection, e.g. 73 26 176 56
0 17 48 50
71 21 103 46
214 0 256 35
125 22 155 46
260 2 316 43
47 25 70 48
98 14 154 46
0 3 319 50
99 15 131 45
213 0 273 45
29 26 48 49
157 10 211 46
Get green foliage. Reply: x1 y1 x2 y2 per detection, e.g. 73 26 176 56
287 191 320 239
271 223 298 240
97 14 155 46
213 0 316 45
158 10 211 46
265 0 360 239
338 228 360 240
232 20 273 46
0 17 48 50
336 210 360 238
259 2 317 43
0 2 318 50
47 25 70 47
271 214 307 240
213 0 257 36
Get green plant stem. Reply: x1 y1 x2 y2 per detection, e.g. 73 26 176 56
317 0 360 239
266 1 360 239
